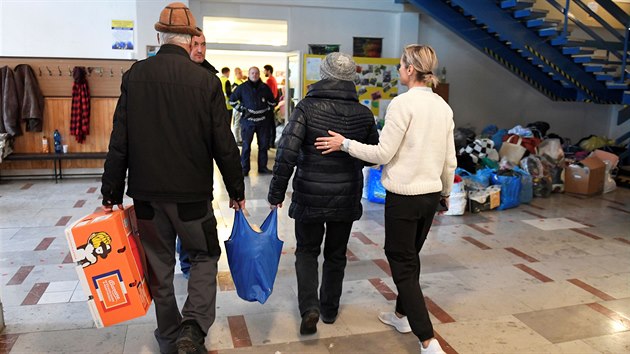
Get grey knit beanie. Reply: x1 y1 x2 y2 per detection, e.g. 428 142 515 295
320 52 357 81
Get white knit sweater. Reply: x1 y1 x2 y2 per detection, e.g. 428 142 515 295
348 86 456 196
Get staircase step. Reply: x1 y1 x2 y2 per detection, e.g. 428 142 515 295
538 27 558 36
500 0 536 9
562 47 594 55
514 8 548 19
607 81 629 90
525 18 560 28
551 36 568 46
572 54 607 63
596 74 615 81
583 64 617 73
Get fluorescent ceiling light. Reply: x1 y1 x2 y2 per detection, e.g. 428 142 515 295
202 17 288 46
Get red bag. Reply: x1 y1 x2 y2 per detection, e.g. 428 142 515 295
502 134 541 155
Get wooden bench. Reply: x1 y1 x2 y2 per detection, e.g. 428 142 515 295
2 152 107 182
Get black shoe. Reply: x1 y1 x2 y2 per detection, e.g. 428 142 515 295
176 320 207 354
320 313 337 324
258 168 272 174
300 309 319 335
242 170 249 177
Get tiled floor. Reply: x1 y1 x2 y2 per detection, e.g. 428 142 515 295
1 160 630 353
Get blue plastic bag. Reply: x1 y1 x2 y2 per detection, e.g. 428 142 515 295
367 166 386 204
456 167 494 191
491 173 521 210
225 209 284 304
513 166 533 204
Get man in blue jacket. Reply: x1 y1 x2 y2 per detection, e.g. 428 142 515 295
229 66 276 175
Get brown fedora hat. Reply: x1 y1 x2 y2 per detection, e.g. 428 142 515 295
154 2 202 36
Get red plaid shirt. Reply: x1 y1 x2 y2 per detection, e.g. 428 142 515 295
70 67 90 143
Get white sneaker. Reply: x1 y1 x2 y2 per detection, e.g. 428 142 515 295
420 339 446 354
378 312 412 333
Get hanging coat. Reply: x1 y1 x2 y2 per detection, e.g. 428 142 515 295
70 66 90 143
0 66 20 137
14 64 45 132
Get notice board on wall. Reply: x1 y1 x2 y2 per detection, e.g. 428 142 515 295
302 54 400 120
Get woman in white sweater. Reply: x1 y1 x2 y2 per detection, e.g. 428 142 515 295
315 44 456 354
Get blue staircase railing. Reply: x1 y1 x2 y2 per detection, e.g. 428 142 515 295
406 0 630 104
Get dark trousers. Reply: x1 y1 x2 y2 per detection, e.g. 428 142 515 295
134 199 220 354
240 118 270 173
384 191 440 342
294 220 354 318
267 111 276 148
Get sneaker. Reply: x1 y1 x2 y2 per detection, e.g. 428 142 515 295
176 320 207 354
378 312 412 334
420 339 445 354
300 309 319 335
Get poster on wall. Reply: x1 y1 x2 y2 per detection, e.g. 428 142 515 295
308 44 340 55
353 37 382 58
303 54 399 120
112 20 134 50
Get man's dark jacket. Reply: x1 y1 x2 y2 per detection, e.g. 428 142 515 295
101 44 244 204
268 79 379 222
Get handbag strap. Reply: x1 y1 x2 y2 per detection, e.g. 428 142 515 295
507 135 523 145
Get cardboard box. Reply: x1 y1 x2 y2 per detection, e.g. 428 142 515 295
65 207 151 328
564 156 606 196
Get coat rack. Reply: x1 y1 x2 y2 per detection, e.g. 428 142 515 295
0 56 136 97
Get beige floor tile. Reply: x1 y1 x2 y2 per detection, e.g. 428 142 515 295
433 315 551 353
431 287 534 321
10 326 126 353
514 304 625 343
578 273 630 299
582 331 630 354
503 281 604 311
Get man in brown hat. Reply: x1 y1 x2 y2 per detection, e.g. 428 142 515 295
101 2 245 354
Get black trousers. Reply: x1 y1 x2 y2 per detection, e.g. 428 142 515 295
240 119 269 173
134 199 220 354
294 220 354 318
384 191 440 342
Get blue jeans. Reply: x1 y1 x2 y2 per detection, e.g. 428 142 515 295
176 237 191 278
240 118 270 173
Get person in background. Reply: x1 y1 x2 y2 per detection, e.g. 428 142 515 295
189 29 218 75
263 64 279 148
230 67 246 145
101 3 245 354
229 66 276 176
268 52 378 336
172 27 221 281
314 44 455 354
219 67 233 124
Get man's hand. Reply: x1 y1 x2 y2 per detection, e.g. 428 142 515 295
102 203 124 213
270 203 283 209
230 199 246 210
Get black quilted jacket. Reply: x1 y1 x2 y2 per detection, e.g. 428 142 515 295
268 79 379 222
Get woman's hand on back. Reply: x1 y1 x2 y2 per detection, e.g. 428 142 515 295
315 130 346 154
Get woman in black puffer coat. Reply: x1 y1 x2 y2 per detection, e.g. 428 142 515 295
268 53 378 336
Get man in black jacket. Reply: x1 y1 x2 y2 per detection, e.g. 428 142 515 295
229 66 276 175
268 52 378 336
101 3 245 354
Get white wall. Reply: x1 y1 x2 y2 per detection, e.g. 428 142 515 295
417 15 618 142
1 0 136 59
0 0 624 141
190 0 412 58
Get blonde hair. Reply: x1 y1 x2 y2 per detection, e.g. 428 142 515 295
401 44 439 87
